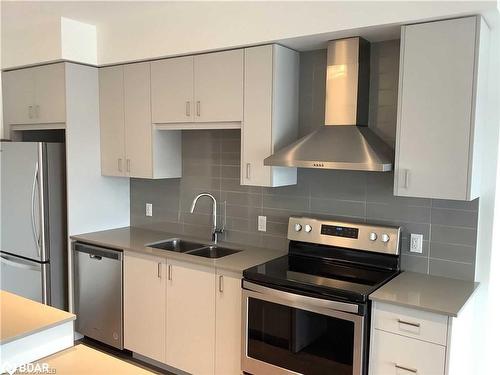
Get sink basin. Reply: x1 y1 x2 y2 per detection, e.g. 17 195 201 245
186 245 241 259
147 238 205 253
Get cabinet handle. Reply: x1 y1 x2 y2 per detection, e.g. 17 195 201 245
196 101 201 117
29 106 33 119
35 105 40 118
403 169 410 189
157 263 162 278
118 158 123 172
397 319 420 328
126 159 131 173
219 275 224 293
395 364 417 373
168 264 172 280
186 101 191 117
246 163 251 179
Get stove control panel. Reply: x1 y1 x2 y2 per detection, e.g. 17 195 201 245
288 216 401 255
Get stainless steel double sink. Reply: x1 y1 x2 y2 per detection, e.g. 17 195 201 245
146 238 241 259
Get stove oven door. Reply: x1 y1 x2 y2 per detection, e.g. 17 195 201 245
242 281 365 375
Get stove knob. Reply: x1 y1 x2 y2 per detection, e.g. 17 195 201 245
294 223 302 232
381 233 390 243
369 232 378 241
305 224 313 233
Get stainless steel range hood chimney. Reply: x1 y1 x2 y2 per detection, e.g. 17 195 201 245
264 37 393 172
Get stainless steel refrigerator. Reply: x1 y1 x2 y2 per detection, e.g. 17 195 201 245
0 141 67 309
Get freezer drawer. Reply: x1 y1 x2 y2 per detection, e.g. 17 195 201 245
0 252 49 303
73 242 123 349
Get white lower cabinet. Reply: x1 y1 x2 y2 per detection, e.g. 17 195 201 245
370 329 446 375
124 252 166 363
166 260 216 375
215 272 242 375
370 301 475 375
124 252 243 375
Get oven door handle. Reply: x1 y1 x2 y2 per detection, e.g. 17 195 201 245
242 280 359 314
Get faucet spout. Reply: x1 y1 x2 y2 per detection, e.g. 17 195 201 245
190 193 223 244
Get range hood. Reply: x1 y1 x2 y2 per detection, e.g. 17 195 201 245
264 37 393 172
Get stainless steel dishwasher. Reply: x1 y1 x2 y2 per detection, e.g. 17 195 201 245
73 242 123 349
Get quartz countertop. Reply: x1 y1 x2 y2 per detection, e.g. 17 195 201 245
369 271 479 317
0 290 76 344
70 227 286 275
35 344 155 374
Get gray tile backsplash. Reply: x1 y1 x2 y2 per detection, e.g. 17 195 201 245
130 42 479 281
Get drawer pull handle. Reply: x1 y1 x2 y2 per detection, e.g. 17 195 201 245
397 319 421 328
395 364 417 373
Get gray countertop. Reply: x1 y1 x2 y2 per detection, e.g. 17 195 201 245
369 271 479 317
70 226 286 275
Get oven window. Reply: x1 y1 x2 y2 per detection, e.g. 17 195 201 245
247 297 355 375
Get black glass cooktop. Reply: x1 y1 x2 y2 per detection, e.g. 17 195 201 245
243 253 399 304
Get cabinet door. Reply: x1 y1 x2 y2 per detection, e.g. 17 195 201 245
2 68 35 125
34 63 66 123
124 253 166 363
99 66 126 176
215 274 242 375
124 62 153 178
194 50 243 123
151 56 194 123
394 17 477 200
369 329 446 375
166 260 215 375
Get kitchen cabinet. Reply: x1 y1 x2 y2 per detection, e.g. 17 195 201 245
99 62 181 178
124 252 166 363
215 272 242 375
151 49 243 127
166 259 216 375
242 45 299 187
394 16 489 200
3 63 66 126
151 56 194 123
369 300 476 375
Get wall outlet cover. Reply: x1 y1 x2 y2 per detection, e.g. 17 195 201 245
146 203 153 217
258 216 267 232
410 233 423 253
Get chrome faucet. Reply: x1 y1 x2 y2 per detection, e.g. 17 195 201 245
190 193 224 244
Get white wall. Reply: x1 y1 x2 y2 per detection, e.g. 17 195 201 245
1 1 499 68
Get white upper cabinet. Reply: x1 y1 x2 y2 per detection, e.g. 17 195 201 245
194 49 244 123
242 45 299 187
3 63 66 126
394 16 489 200
151 56 194 123
99 63 182 179
151 49 243 126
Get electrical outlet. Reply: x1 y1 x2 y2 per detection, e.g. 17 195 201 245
258 216 267 232
410 233 423 254
145 203 153 217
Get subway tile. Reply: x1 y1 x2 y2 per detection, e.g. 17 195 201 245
400 238 430 258
225 205 262 220
182 223 213 241
429 259 475 281
224 230 262 247
310 198 365 218
261 235 289 251
221 191 262 208
262 207 310 224
431 208 478 228
220 152 241 166
431 198 479 211
366 202 430 223
221 165 240 179
220 178 261 193
430 242 476 264
308 169 366 201
431 225 477 247
265 221 288 237
263 194 309 212
366 172 431 207
401 255 428 274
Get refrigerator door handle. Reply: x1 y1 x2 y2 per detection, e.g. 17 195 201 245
30 161 41 258
0 254 40 272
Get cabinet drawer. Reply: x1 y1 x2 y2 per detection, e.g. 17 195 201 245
370 329 446 375
373 302 448 345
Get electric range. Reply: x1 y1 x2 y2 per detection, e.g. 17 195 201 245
242 216 401 375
